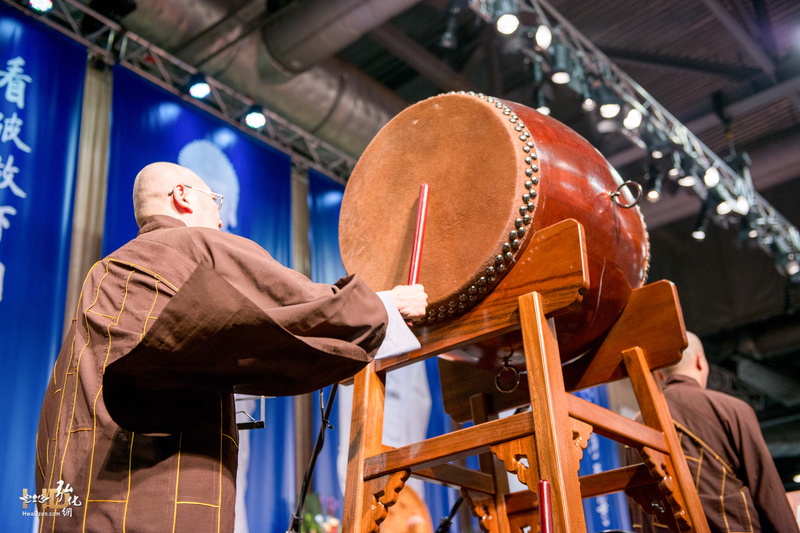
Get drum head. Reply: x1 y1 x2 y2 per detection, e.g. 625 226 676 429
340 93 537 322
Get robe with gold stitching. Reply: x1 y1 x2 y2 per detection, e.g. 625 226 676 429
36 215 387 532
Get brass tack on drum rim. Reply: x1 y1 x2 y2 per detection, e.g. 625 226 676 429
611 180 643 208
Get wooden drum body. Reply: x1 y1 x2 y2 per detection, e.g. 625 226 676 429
339 92 649 362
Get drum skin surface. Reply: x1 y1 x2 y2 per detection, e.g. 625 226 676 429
339 92 649 360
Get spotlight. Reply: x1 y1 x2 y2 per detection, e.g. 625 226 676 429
647 177 662 202
692 222 708 241
641 123 670 159
187 73 210 99
535 88 550 115
692 200 710 241
244 105 267 129
787 257 800 277
439 12 459 50
28 0 53 12
550 43 571 85
708 185 734 215
734 195 750 216
581 81 596 112
676 156 698 187
623 108 643 130
738 213 760 240
534 25 552 49
703 166 720 187
668 151 683 179
595 84 620 118
494 0 520 35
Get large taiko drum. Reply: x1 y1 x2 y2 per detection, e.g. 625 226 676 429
339 92 649 361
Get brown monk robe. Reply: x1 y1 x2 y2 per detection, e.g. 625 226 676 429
630 333 799 533
35 163 427 532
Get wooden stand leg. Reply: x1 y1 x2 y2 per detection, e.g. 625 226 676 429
623 347 710 533
519 291 587 533
344 362 398 532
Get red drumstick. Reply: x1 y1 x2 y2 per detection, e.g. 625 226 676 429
539 479 553 533
407 184 429 285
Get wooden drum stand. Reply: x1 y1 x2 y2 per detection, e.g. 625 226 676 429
343 220 710 533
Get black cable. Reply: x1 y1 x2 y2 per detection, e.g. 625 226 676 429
435 496 464 533
286 383 338 533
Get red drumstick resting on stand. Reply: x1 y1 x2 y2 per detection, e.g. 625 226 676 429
407 183 429 286
539 479 553 533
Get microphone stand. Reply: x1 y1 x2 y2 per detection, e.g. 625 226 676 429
286 383 338 533
435 496 463 533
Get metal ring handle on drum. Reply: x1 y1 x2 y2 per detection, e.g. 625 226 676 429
495 362 521 393
610 180 643 208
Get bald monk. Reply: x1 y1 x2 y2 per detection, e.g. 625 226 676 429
631 332 799 533
35 162 427 532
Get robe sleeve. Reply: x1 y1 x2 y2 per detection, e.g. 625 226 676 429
103 262 388 433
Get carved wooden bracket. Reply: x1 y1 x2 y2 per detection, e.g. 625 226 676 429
570 418 593 467
364 469 411 533
631 446 691 532
491 436 540 490
462 490 500 533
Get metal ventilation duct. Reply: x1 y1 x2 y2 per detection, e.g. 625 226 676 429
121 0 417 158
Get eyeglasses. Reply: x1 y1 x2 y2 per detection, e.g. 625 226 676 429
169 184 224 210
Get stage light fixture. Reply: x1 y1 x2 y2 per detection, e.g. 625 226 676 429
703 166 720 187
580 82 596 112
692 201 710 241
550 43 571 84
647 177 662 202
595 84 621 118
707 185 734 215
692 221 708 241
28 0 53 12
439 12 459 50
534 24 552 49
494 0 520 35
187 73 210 99
623 108 643 130
244 106 267 129
535 88 550 115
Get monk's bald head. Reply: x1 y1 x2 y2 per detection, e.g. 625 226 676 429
659 331 709 387
133 162 209 227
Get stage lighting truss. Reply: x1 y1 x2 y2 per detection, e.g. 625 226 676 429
469 0 800 280
3 0 357 182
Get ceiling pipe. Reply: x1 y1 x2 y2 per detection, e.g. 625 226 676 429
121 0 417 157
262 0 422 76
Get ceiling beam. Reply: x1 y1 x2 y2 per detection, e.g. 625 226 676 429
368 23 472 93
603 47 761 79
701 0 800 114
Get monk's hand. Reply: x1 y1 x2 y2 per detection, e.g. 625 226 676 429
387 284 428 320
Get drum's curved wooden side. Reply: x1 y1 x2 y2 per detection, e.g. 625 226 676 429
339 92 649 361
506 101 650 357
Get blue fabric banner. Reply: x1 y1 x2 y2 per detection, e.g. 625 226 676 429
105 65 294 533
104 66 292 263
0 4 85 531
575 385 633 532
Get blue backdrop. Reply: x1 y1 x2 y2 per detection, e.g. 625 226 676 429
575 385 633 532
104 66 296 533
0 3 85 531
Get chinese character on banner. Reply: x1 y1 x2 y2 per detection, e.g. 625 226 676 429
0 112 31 153
0 56 32 109
0 153 25 197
